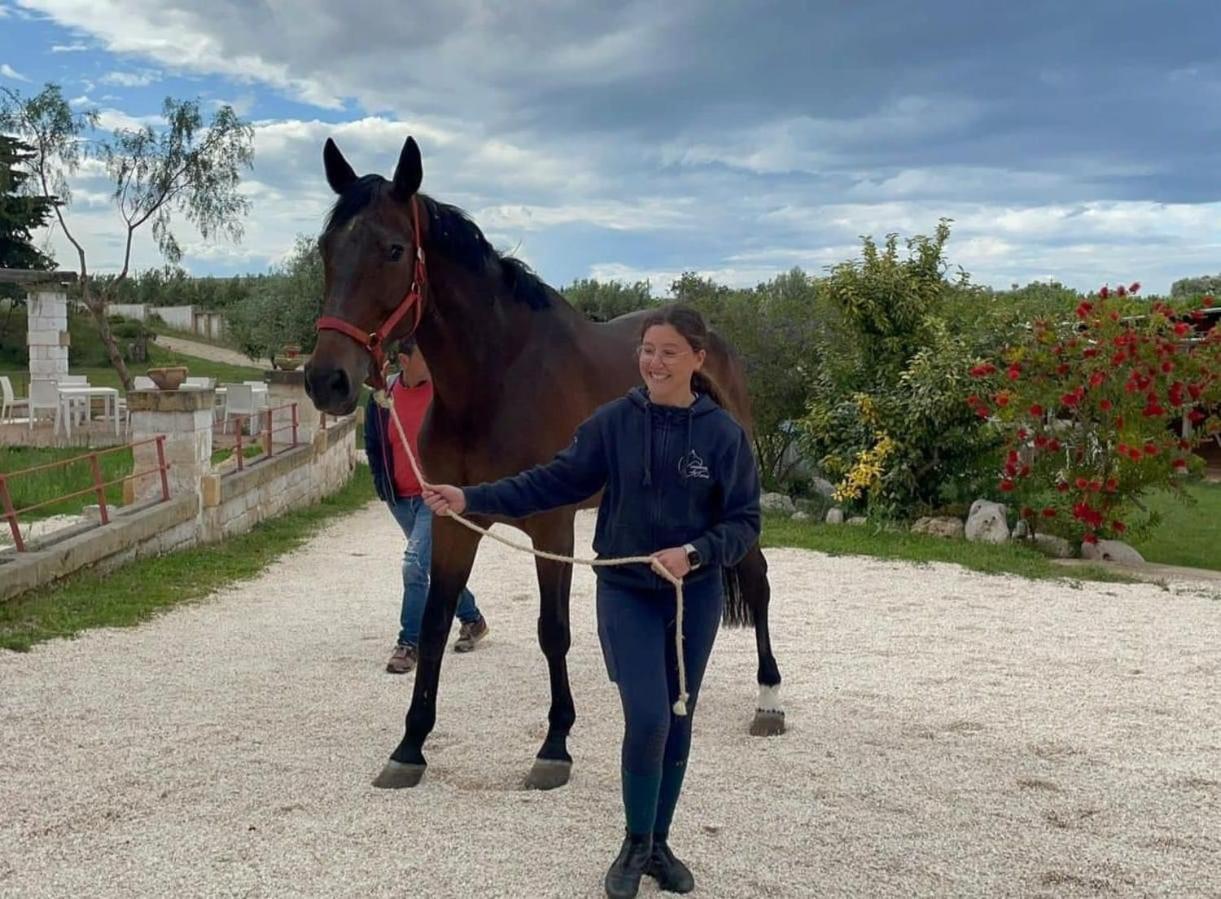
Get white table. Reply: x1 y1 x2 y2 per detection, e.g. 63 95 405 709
56 386 121 437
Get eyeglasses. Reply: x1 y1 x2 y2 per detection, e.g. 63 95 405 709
636 346 691 364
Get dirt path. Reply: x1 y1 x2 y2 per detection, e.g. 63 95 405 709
1 508 1218 897
154 334 263 368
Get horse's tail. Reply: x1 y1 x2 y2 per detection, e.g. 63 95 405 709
720 561 754 628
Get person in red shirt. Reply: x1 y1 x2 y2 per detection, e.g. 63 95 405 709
365 340 489 674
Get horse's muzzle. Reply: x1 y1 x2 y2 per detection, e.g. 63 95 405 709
304 362 359 416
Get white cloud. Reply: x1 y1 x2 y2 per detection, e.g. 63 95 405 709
51 41 88 51
0 62 30 81
94 107 164 132
100 69 160 87
662 97 983 175
475 198 694 233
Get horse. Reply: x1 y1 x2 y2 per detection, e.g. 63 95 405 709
305 136 785 790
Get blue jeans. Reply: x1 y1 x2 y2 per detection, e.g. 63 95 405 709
387 496 480 647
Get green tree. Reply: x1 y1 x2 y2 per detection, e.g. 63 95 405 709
561 277 655 321
674 269 825 488
0 134 57 272
0 84 254 388
227 236 323 365
1170 274 1221 298
802 221 1001 516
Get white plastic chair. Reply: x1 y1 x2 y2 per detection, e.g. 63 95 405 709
27 379 61 432
1 375 29 423
223 384 259 434
58 374 91 424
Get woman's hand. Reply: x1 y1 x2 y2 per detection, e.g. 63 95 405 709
650 546 692 581
423 484 466 516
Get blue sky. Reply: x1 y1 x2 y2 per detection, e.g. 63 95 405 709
2 0 1221 295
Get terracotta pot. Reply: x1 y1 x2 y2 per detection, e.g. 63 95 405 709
147 366 188 390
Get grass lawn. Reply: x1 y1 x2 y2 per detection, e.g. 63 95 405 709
0 446 133 521
0 470 377 652
761 516 1133 583
1131 481 1221 571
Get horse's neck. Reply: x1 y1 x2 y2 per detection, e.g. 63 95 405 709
416 257 582 419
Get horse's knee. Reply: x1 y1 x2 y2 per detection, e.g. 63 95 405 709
537 614 571 655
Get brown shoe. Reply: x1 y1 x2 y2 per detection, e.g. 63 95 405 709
386 642 417 674
453 615 489 653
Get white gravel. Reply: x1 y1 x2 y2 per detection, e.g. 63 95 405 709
1 506 1218 898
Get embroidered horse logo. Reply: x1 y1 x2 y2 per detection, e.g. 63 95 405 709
679 450 710 480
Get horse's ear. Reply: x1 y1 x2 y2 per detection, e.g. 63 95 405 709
323 138 358 195
391 136 423 201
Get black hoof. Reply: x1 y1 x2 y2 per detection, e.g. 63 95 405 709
524 758 572 790
372 760 426 789
749 709 786 737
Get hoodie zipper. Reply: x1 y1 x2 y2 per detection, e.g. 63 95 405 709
651 412 670 547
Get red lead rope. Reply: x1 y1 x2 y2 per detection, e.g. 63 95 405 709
315 195 428 390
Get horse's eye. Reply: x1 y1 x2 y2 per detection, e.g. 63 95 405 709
388 244 404 262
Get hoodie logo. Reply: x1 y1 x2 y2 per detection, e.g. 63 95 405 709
678 450 709 480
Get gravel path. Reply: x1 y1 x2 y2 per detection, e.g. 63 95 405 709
2 507 1218 898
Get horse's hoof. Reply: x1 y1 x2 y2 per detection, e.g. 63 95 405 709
749 710 786 737
525 758 572 790
372 760 426 789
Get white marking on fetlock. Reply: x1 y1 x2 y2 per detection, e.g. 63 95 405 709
756 684 784 715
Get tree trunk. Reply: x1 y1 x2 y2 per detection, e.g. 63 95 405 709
82 288 133 390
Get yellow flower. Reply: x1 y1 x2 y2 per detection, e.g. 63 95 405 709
833 434 896 503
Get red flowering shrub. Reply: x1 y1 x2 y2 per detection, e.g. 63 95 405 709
967 285 1221 543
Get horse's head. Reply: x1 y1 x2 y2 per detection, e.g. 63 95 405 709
305 136 424 414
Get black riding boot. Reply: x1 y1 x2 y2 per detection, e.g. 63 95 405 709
605 831 653 899
646 838 695 893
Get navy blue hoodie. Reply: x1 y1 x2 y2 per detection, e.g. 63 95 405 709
463 387 761 591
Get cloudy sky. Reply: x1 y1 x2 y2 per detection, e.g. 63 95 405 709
2 0 1220 295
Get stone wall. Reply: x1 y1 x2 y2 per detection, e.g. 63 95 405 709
0 373 358 602
198 419 356 541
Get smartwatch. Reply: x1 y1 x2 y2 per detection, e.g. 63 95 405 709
683 543 702 570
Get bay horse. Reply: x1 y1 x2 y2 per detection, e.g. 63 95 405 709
305 136 785 790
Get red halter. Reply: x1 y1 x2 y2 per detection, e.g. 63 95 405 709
315 195 427 390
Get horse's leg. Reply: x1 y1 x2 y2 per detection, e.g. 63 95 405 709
524 516 577 790
373 516 482 789
738 544 786 736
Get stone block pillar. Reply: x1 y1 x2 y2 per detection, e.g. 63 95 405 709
27 289 70 382
127 389 215 504
264 369 322 445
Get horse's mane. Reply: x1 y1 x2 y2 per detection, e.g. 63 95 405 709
323 176 551 311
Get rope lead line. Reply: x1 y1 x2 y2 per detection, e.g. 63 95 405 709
375 389 690 716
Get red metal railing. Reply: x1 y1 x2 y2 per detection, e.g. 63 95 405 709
222 403 300 471
0 435 170 553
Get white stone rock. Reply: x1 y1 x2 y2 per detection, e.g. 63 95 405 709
791 511 810 522
825 508 844 525
811 477 836 498
1081 539 1145 565
760 492 796 514
966 499 1010 544
847 516 868 526
1031 534 1074 558
911 516 965 539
